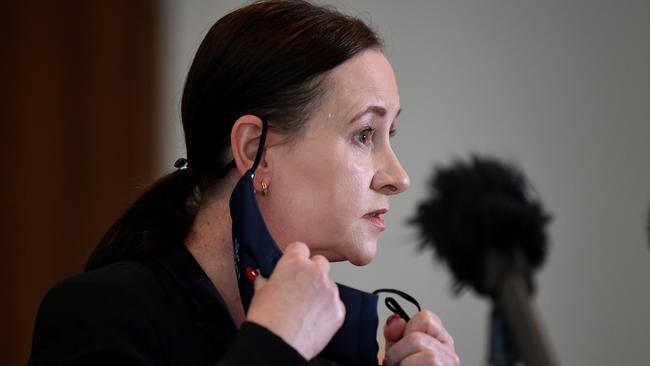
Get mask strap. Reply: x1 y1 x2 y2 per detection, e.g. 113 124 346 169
373 288 422 322
250 117 268 175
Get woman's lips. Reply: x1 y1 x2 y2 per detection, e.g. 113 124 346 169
363 209 388 231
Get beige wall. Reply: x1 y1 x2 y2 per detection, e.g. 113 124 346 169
159 1 650 365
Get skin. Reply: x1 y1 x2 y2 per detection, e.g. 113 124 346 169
258 48 410 266
185 50 459 365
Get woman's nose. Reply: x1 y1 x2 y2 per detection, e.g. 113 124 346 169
371 148 410 195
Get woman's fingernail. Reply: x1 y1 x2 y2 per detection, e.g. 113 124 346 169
386 314 402 326
245 267 258 284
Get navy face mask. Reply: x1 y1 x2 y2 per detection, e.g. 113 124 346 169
229 118 420 365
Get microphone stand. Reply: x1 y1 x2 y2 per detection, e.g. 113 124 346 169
488 305 516 366
486 251 558 366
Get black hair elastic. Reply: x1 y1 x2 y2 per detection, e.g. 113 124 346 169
174 158 190 172
174 158 237 178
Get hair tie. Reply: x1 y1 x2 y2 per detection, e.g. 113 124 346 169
174 157 236 178
174 158 190 172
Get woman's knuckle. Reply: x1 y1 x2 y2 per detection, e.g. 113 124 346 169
286 249 303 262
337 305 346 323
313 255 330 271
424 310 442 325
422 350 437 364
328 282 339 296
312 254 326 263
406 331 425 346
294 259 309 273
315 267 328 282
293 241 308 250
330 301 345 325
286 241 301 253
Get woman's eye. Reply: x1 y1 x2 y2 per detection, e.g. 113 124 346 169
357 127 374 144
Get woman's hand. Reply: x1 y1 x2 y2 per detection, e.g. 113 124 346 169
246 242 345 360
383 310 460 366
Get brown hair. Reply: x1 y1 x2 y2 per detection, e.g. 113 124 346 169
86 0 383 270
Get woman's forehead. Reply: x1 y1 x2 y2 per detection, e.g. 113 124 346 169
318 50 400 123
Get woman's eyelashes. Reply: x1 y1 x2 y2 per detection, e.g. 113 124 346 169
354 125 398 147
356 126 375 146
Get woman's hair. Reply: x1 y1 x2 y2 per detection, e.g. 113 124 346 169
86 0 382 270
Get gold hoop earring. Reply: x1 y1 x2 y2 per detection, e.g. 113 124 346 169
261 181 269 196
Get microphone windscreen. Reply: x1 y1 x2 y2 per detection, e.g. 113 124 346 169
409 155 551 296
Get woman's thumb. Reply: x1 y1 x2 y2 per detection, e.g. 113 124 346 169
253 272 267 292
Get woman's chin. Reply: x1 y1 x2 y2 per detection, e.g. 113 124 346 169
319 240 377 265
347 245 377 266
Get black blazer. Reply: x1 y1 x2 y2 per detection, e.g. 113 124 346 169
29 245 340 365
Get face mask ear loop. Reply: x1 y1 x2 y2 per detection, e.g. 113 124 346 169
250 117 268 176
385 297 411 321
373 288 422 322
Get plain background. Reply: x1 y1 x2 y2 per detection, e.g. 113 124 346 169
158 1 650 365
1 2 158 364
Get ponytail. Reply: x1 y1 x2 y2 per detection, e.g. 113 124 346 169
85 167 197 271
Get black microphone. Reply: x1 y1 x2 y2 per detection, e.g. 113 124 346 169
410 155 558 366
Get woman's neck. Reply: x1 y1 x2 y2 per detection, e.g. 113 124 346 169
184 190 246 327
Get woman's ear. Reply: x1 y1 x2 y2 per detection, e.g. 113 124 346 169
230 115 272 189
231 115 265 174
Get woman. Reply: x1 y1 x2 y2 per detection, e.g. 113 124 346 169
29 1 459 365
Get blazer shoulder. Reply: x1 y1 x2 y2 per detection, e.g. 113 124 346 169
30 261 165 365
37 261 161 322
40 260 165 317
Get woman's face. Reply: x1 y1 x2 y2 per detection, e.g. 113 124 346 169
260 50 409 266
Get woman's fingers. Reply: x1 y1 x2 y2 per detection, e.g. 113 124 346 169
398 349 461 366
383 310 459 366
310 254 330 273
253 273 267 291
284 241 311 258
404 310 455 349
383 314 407 350
385 331 459 366
246 241 345 360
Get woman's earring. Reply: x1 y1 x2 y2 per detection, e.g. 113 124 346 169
261 181 269 196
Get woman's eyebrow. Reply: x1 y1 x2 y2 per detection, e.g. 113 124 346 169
348 106 402 124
